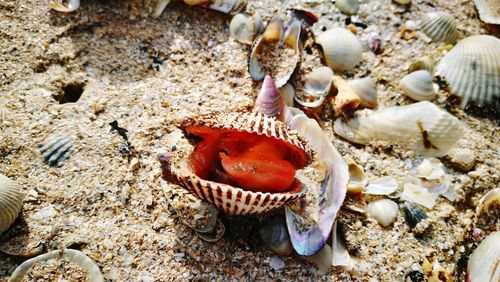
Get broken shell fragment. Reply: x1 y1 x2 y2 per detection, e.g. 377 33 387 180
473 188 499 233
333 101 465 157
303 67 334 97
336 0 359 15
259 217 293 256
400 70 436 101
332 76 361 117
195 219 225 242
436 35 500 109
230 13 261 45
316 28 363 72
365 176 398 195
401 183 437 209
158 110 313 215
402 202 428 229
48 0 80 12
184 0 247 15
419 12 458 44
0 174 22 235
446 147 476 172
345 156 367 194
38 135 74 167
366 199 399 227
474 0 500 24
408 55 435 74
467 231 500 282
416 158 445 180
249 15 302 88
347 77 378 108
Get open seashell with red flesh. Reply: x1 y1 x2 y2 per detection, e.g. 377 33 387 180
159 107 313 215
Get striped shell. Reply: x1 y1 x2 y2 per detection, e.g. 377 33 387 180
399 70 436 101
0 174 23 234
316 28 362 72
165 111 312 215
419 12 458 44
436 35 500 109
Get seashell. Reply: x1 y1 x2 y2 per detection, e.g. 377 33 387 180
436 35 500 109
0 174 22 235
334 101 465 157
332 76 361 117
366 199 399 227
408 55 435 74
365 176 398 195
9 249 104 282
467 231 500 282
316 28 363 72
279 83 295 107
259 217 293 256
38 135 74 167
184 0 247 15
399 70 436 101
48 0 80 12
402 202 428 229
419 12 458 44
401 183 438 209
249 15 302 88
303 244 333 273
393 0 411 4
473 188 499 233
154 0 172 17
331 221 355 269
336 0 359 15
195 219 225 242
345 156 367 194
158 109 313 215
474 0 500 25
294 67 333 112
347 77 378 108
446 147 476 172
230 13 260 45
415 158 445 180
254 75 293 123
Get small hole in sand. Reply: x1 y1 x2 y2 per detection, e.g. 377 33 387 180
55 82 85 104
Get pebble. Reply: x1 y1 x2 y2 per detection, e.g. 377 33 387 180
269 256 285 270
31 205 57 221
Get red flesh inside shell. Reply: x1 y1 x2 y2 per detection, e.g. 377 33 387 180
186 126 308 193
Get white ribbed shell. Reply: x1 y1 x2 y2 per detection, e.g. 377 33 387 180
0 174 22 234
169 111 312 215
333 101 465 157
437 35 500 109
419 12 458 44
400 70 436 101
316 28 362 72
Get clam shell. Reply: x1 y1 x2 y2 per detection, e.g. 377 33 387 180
0 174 22 235
436 35 500 109
419 12 458 44
230 14 258 45
48 0 80 12
316 28 362 72
467 231 500 282
347 77 378 108
400 70 436 101
303 67 334 97
367 199 399 227
474 0 500 24
336 0 359 15
333 101 465 157
408 55 435 74
160 111 313 216
38 135 74 167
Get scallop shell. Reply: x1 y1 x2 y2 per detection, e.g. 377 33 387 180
474 0 500 24
333 101 465 156
230 14 260 45
248 15 302 88
467 231 500 282
0 174 22 235
38 135 74 167
400 70 436 101
419 12 458 44
336 0 359 15
159 111 312 216
446 147 476 172
436 35 500 109
347 77 378 108
316 28 362 72
367 199 399 227
408 55 435 74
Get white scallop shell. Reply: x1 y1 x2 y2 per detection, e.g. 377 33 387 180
162 111 312 215
436 35 500 109
474 0 500 24
467 231 500 282
336 0 359 15
347 77 378 108
0 174 23 234
316 28 362 72
419 12 458 44
446 147 476 172
400 70 436 101
366 199 399 227
333 101 465 156
408 55 435 74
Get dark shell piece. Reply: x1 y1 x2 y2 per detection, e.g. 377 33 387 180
406 269 425 282
258 217 293 256
195 219 225 243
38 135 74 167
402 203 428 229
